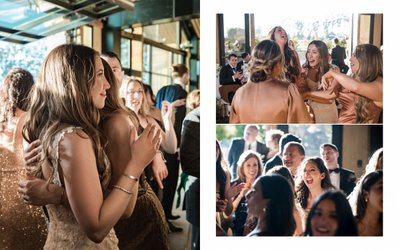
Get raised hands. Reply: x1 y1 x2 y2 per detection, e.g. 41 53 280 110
129 124 161 173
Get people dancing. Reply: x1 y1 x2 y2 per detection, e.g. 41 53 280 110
229 39 312 123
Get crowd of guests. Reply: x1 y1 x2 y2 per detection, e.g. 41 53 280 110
216 126 383 236
218 26 383 124
0 44 200 249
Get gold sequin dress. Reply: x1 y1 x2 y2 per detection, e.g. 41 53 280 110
43 127 118 249
0 117 47 249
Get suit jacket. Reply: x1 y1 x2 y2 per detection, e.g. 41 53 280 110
219 64 241 85
337 167 356 196
228 138 268 178
236 61 244 73
331 45 346 64
155 83 187 146
180 107 200 178
263 154 283 175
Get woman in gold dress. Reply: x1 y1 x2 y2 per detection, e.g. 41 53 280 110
0 68 47 249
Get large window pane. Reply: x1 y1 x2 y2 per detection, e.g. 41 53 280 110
289 125 332 157
131 40 142 71
143 22 180 49
121 37 130 68
223 14 245 57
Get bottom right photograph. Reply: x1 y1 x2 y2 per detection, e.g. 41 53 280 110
216 124 383 236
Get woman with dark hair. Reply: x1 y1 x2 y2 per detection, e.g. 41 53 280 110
354 170 383 236
267 26 301 84
229 39 312 124
295 157 335 227
216 140 235 235
304 190 358 236
245 174 296 236
0 68 47 249
320 44 382 123
301 40 338 123
230 150 263 236
267 166 303 236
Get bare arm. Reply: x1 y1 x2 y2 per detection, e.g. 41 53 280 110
102 113 139 218
58 125 159 243
159 101 177 154
322 70 383 104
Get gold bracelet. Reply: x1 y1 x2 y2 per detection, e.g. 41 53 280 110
157 150 167 163
122 173 139 181
113 185 133 195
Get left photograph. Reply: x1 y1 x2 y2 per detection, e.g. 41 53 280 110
0 1 200 250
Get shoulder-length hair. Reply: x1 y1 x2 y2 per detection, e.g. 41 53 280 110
295 157 334 209
257 174 296 236
125 77 151 118
236 150 263 183
305 40 330 82
355 170 383 222
304 190 358 236
23 44 106 180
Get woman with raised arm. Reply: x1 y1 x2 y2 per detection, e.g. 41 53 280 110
22 44 159 248
229 39 312 124
318 44 382 123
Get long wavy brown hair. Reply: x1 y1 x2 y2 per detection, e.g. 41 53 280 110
23 44 107 181
353 44 383 123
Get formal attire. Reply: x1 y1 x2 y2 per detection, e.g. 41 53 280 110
329 166 356 196
155 82 187 220
263 154 283 175
331 45 349 74
43 127 118 249
306 77 338 123
229 80 313 124
228 138 268 180
219 64 241 85
180 107 200 250
337 89 356 123
231 179 248 236
114 174 169 250
0 115 47 250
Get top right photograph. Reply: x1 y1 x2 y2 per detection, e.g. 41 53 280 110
216 13 383 124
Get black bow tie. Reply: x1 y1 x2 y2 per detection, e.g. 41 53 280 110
329 168 340 174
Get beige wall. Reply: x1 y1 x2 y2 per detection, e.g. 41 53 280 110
342 126 370 178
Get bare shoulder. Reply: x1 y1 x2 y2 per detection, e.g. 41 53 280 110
58 129 92 155
103 111 131 129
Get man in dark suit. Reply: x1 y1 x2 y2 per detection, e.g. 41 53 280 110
180 106 200 249
236 52 251 74
155 64 189 232
331 38 349 74
263 133 302 175
320 143 356 196
219 53 242 85
228 125 268 179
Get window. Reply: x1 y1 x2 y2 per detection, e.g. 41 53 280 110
121 37 131 69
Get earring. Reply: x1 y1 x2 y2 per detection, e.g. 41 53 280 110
262 207 267 212
365 197 369 203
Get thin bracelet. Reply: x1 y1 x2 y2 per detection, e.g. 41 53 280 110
113 185 133 195
122 173 139 181
157 150 167 163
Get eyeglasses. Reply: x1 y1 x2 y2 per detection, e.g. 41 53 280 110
126 90 143 95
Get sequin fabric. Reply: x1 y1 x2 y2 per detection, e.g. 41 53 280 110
43 127 118 249
0 138 47 249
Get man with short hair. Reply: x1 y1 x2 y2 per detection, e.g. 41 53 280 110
282 142 305 178
219 53 242 85
320 143 356 195
236 52 251 74
263 133 302 175
228 125 268 179
331 38 349 74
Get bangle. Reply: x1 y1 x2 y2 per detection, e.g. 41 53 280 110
122 173 139 181
157 150 167 163
113 185 133 195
